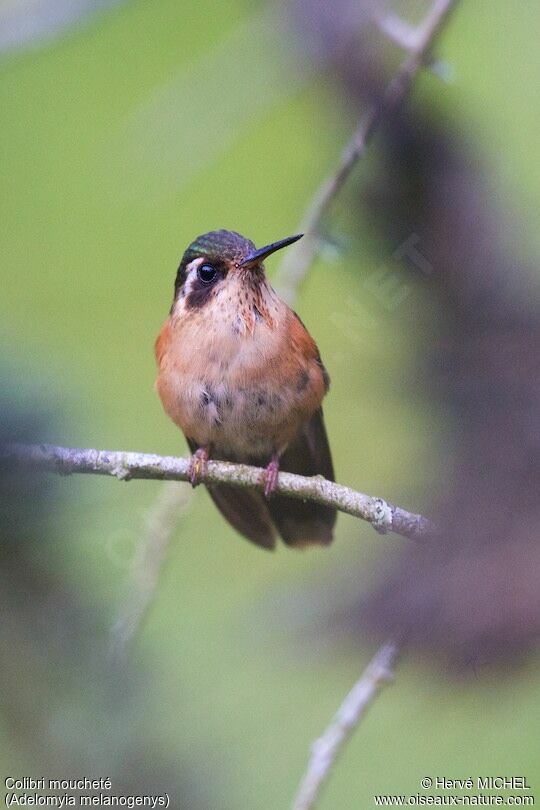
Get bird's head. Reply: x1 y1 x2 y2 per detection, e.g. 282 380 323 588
172 229 302 312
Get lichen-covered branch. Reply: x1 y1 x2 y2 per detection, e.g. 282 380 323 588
274 0 460 303
292 642 399 810
2 443 434 541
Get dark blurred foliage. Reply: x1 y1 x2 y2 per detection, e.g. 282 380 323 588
294 0 540 670
0 367 201 804
361 109 540 669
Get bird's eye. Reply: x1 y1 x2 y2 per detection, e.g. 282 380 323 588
197 263 217 285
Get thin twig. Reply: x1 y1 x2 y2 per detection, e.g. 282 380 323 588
273 0 460 303
2 443 434 541
292 642 399 810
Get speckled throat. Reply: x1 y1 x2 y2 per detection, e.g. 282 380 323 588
234 268 277 333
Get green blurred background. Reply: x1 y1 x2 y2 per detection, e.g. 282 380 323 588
1 1 539 807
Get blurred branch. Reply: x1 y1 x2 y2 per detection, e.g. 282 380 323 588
274 0 460 303
292 642 399 810
3 443 434 541
110 481 191 662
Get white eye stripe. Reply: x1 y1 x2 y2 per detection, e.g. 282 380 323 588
186 257 205 275
183 257 205 294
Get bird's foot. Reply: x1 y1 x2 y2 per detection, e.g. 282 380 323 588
188 446 209 487
262 454 280 498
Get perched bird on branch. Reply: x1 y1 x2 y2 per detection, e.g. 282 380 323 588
155 230 336 550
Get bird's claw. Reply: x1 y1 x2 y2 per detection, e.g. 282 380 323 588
188 447 209 487
262 455 280 498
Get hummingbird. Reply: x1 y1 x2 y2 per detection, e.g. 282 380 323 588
155 229 336 549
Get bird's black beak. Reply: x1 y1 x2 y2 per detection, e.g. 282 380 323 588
239 233 303 268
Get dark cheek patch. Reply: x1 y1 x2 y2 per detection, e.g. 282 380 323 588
185 281 216 310
184 261 228 310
